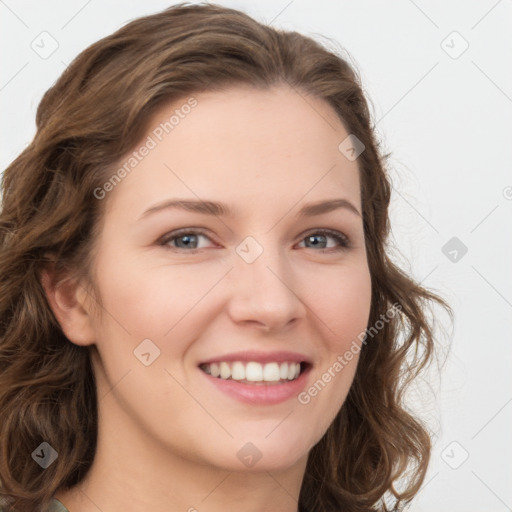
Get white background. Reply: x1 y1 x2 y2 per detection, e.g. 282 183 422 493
1 1 511 510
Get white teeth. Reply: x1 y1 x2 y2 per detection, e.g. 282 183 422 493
201 361 303 383
246 362 263 381
263 362 280 382
210 362 220 378
220 362 230 380
231 361 245 380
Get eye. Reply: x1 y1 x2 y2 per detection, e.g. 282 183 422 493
296 229 350 251
158 228 351 253
158 229 215 251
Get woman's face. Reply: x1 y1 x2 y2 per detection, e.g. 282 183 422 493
83 84 372 473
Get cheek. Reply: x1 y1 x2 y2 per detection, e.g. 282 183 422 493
296 264 371 430
92 250 229 345
297 272 371 446
310 263 372 348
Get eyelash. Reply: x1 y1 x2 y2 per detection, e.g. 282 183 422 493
158 228 351 253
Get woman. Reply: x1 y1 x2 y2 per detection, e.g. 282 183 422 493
0 3 452 511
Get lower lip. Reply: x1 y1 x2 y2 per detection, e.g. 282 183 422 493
199 366 311 405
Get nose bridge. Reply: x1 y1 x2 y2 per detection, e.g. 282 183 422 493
236 231 289 277
227 234 303 329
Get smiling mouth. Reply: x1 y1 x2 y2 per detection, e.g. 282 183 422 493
199 361 310 385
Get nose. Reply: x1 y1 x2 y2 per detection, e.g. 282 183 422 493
226 243 305 333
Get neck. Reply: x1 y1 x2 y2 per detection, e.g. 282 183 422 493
55 398 307 512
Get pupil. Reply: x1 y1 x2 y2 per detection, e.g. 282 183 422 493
308 235 325 248
178 235 196 248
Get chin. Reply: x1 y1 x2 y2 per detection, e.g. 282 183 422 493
208 433 312 473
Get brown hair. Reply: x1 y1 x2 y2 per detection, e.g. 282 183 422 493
0 3 453 511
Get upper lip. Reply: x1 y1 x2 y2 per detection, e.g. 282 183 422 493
199 350 312 366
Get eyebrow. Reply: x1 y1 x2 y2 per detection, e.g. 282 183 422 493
139 197 361 220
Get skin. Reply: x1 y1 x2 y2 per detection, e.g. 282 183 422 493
43 83 372 512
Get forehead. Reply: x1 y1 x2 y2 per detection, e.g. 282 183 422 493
103 84 362 221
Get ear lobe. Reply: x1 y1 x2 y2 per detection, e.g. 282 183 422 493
40 266 96 346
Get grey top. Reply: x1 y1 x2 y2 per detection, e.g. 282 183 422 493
49 498 70 512
0 497 69 512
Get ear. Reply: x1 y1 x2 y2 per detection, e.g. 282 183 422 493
40 265 96 346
